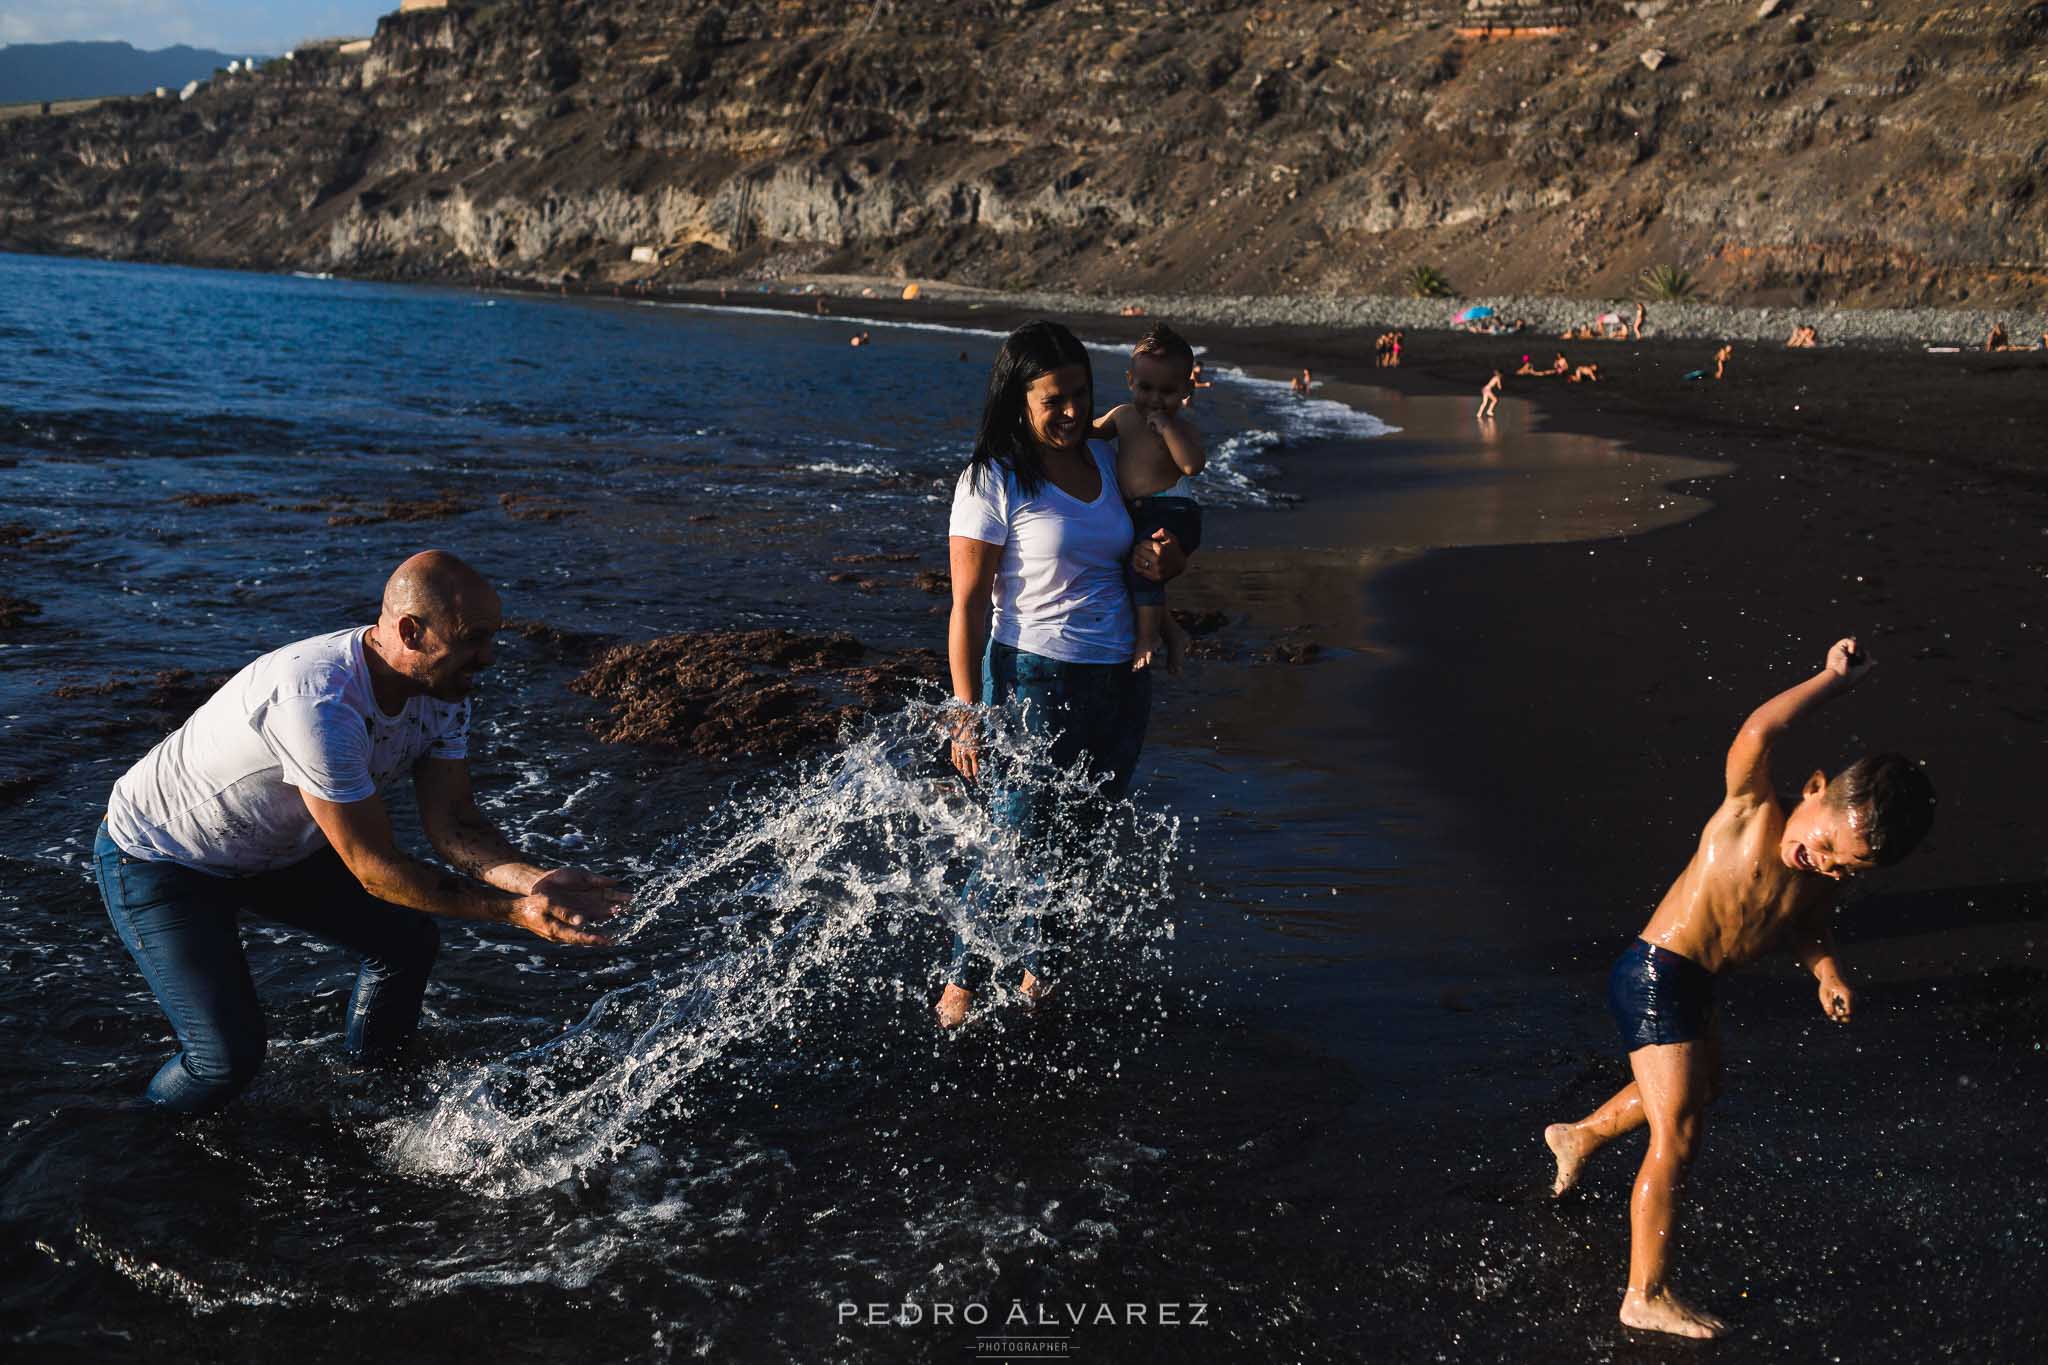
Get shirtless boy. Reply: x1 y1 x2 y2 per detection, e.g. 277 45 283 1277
1543 637 1935 1339
1091 323 1206 673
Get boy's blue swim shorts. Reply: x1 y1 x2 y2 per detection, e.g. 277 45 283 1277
1608 937 1716 1052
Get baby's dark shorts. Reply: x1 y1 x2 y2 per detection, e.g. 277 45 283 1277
1125 495 1202 608
1607 937 1716 1052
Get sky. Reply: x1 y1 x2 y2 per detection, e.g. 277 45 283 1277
0 3 397 55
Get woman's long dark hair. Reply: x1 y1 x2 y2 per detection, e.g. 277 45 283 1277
968 320 1093 496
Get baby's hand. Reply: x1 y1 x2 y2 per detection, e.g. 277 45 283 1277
1818 973 1854 1023
1144 409 1171 436
1825 636 1872 686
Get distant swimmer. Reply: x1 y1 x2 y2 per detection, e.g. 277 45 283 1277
850 331 872 347
1477 368 1502 419
95 552 628 1114
1541 638 1933 1340
1290 368 1312 396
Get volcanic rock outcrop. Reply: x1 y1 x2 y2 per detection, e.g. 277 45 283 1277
3 1 2044 305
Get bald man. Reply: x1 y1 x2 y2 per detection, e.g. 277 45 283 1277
94 550 624 1114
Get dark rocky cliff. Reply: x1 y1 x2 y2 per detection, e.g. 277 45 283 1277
3 0 2044 305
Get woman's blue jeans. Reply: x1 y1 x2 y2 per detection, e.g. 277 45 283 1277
94 823 441 1114
947 642 1151 990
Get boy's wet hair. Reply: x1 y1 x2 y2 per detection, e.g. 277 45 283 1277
1132 322 1196 376
1826 753 1935 866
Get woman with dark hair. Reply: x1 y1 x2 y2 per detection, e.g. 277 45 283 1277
938 320 1184 1028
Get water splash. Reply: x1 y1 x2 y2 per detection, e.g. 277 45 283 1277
384 700 1183 1197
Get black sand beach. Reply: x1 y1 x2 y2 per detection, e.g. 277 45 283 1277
4 259 2043 1360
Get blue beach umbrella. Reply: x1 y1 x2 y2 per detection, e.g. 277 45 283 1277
1454 305 1496 323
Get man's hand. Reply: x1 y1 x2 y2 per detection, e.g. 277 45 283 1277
1825 636 1872 687
508 871 624 946
1130 528 1186 583
1817 971 1854 1023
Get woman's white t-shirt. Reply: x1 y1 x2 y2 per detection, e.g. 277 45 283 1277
948 440 1136 664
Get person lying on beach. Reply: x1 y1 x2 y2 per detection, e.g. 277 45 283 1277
1542 637 1934 1339
1477 369 1502 419
1550 352 1571 376
1786 324 1818 348
1514 354 1543 377
1569 362 1602 383
1713 343 1732 380
1092 323 1206 674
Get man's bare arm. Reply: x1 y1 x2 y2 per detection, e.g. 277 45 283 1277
1724 637 1869 805
301 789 612 945
415 757 550 895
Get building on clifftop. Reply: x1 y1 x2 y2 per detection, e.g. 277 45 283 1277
399 0 450 11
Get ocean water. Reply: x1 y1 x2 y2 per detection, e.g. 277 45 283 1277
0 253 1450 1362
9 254 2028 1362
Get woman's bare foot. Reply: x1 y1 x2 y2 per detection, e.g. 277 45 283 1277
935 983 972 1029
1619 1288 1728 1339
1544 1122 1594 1197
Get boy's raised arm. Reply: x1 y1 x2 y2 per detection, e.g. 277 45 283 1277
1723 637 1870 804
1150 410 1206 476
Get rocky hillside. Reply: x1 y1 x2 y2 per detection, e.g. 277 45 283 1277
2 0 2044 306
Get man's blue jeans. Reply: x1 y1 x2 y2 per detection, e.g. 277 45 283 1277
94 823 440 1114
947 642 1151 990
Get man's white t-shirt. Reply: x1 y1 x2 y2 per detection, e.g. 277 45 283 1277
948 440 1136 665
106 627 470 875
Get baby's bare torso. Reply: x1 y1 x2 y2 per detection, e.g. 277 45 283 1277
1638 796 1834 973
1113 408 1186 500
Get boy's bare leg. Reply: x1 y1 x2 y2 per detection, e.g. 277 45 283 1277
1162 608 1189 676
1618 1040 1727 1339
1133 603 1166 672
1544 1082 1646 1195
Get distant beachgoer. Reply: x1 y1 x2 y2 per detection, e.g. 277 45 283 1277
850 331 871 347
1786 324 1817 348
1713 344 1732 380
1290 368 1312 396
1569 363 1602 383
1986 321 2009 352
1092 323 1206 675
1478 368 1502 419
1185 360 1215 408
815 297 828 315
94 552 627 1114
1632 301 1646 340
1551 353 1571 376
940 321 1187 1029
1120 304 1148 317
1542 638 1933 1339
1515 354 1542 377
